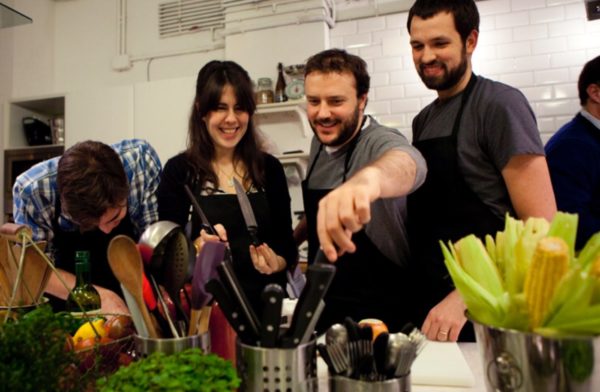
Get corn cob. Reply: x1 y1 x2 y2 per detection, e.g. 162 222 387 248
590 255 600 278
524 236 569 329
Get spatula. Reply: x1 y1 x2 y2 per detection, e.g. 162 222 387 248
107 235 159 338
188 241 226 336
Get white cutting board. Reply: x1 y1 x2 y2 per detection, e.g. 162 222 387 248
411 341 475 387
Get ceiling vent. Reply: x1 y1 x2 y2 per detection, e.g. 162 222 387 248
159 0 225 38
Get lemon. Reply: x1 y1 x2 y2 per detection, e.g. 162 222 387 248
73 318 107 343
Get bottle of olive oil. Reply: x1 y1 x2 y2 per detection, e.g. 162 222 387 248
66 251 101 316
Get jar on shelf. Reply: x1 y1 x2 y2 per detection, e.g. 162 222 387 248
256 77 274 104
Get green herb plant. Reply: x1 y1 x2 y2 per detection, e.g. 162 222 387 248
0 304 89 392
97 348 240 392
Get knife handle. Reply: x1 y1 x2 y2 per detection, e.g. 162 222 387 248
205 279 257 345
217 261 261 340
282 263 336 348
260 284 284 348
248 226 261 247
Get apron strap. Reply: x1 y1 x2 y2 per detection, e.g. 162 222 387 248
451 73 478 139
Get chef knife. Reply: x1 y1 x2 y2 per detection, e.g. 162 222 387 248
232 178 261 247
281 262 336 347
184 183 233 264
184 184 217 236
260 283 284 347
205 277 258 345
216 260 261 341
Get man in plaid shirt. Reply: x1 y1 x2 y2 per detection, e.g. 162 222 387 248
13 139 162 314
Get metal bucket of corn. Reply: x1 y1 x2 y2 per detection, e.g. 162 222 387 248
470 315 600 391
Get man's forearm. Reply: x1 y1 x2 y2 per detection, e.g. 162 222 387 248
349 149 418 200
45 268 75 300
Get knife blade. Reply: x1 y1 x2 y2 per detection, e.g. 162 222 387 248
260 283 284 347
184 183 233 264
281 262 336 347
232 178 261 246
205 278 258 345
216 260 261 341
184 184 217 235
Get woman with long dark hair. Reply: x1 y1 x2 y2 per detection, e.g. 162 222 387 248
157 60 297 313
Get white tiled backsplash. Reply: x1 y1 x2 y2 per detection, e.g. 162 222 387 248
329 0 600 144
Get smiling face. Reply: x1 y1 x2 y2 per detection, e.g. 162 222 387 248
202 84 249 157
305 70 367 147
409 11 477 99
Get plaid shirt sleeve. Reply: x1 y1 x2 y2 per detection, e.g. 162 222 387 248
12 158 61 243
115 139 162 237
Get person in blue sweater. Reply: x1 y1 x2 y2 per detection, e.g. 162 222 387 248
546 55 600 249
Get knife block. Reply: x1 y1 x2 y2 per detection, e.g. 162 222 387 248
236 338 317 391
329 375 411 391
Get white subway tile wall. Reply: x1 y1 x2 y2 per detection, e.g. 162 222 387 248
329 0 600 143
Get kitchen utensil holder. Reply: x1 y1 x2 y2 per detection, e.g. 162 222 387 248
328 375 411 392
134 331 210 356
470 312 600 392
236 338 318 392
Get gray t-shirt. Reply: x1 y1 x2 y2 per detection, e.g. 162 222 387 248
307 116 427 265
412 76 544 219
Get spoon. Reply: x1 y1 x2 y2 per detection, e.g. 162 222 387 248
107 235 159 338
386 332 410 378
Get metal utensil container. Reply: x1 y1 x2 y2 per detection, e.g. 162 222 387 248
134 332 210 356
470 315 600 391
329 375 411 392
236 339 317 392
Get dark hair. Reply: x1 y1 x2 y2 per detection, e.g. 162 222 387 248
407 0 480 44
57 140 128 230
578 55 600 106
186 60 264 190
304 49 370 98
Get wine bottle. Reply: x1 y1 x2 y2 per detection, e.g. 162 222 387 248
66 251 101 316
275 62 288 103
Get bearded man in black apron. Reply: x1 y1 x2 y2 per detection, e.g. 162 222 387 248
295 49 427 332
406 0 556 342
12 139 162 314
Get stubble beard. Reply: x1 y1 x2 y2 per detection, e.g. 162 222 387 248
311 106 361 148
418 47 468 92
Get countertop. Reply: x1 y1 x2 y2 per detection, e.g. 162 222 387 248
316 342 487 391
413 343 485 392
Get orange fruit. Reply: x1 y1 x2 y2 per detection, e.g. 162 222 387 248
359 318 388 341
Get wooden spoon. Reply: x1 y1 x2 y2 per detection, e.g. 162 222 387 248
107 235 159 338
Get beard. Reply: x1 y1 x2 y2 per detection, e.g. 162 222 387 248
418 48 468 92
310 105 361 147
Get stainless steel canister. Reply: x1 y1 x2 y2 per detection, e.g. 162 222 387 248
236 339 317 392
134 332 210 356
329 375 411 392
471 316 600 391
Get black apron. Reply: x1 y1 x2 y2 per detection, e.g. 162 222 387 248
50 198 136 309
189 180 287 318
407 74 504 341
302 127 413 333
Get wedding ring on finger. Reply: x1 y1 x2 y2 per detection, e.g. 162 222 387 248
437 330 449 341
